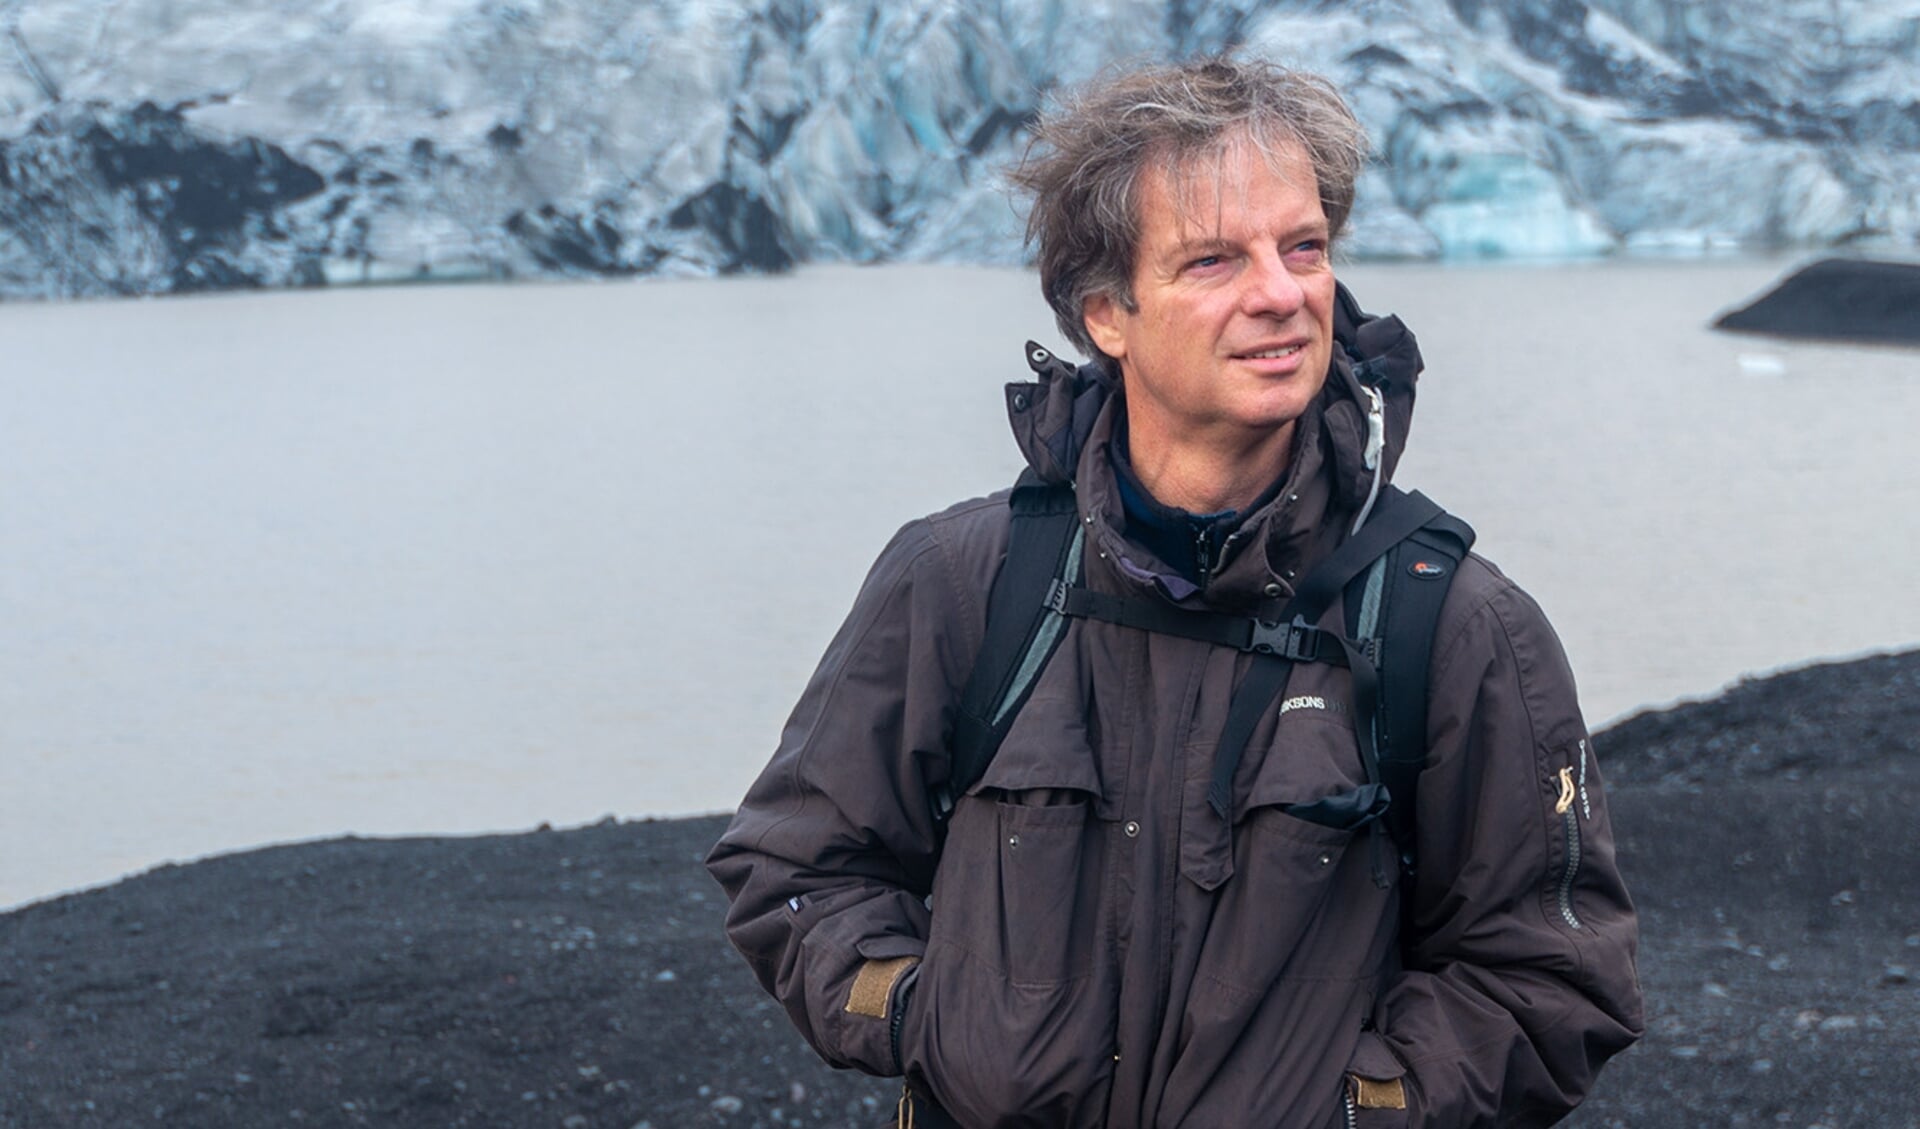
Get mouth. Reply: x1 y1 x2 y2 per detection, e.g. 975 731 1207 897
1239 345 1304 360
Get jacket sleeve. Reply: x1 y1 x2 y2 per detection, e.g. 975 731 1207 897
705 514 988 1077
1350 567 1644 1127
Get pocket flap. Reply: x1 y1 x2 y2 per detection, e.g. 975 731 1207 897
1283 782 1389 832
970 685 1107 810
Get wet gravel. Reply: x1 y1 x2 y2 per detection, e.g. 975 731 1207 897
4 649 1918 1128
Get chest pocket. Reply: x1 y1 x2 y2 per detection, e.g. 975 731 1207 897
1180 690 1376 893
1184 705 1399 991
932 681 1112 987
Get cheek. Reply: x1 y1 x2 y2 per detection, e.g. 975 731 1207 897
1148 299 1220 345
1308 286 1338 333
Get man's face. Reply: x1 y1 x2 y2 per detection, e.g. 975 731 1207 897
1083 139 1336 458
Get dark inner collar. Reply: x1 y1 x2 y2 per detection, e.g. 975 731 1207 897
1110 414 1290 588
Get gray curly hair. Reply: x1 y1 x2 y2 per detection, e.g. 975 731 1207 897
1009 56 1368 362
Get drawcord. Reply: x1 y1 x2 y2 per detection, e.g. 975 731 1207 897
1350 385 1386 537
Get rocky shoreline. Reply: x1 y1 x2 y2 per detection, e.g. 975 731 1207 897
4 650 1918 1128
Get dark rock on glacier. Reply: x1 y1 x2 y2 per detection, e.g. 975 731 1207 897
505 204 651 276
0 102 326 297
666 182 795 273
1715 258 1920 345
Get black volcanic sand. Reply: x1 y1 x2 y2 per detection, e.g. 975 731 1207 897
6 653 1920 1129
1715 258 1920 345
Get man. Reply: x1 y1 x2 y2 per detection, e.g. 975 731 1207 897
708 57 1642 1128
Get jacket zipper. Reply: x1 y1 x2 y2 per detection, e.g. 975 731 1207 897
1192 525 1250 593
889 976 915 1076
1343 1085 1358 1129
1553 764 1584 930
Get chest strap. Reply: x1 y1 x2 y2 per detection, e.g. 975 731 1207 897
1045 582 1362 666
1044 490 1446 828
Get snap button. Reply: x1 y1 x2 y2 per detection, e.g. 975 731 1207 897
1007 834 1020 849
1263 582 1284 597
1011 392 1029 411
1123 821 1140 838
1318 852 1333 866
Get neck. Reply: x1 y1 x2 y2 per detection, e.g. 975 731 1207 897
1122 413 1298 515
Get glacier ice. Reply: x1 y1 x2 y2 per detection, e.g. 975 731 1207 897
1 0 1916 300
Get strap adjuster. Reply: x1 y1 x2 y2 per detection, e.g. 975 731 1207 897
1044 578 1072 614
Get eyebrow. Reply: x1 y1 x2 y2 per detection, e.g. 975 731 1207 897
1162 223 1331 261
1164 237 1235 260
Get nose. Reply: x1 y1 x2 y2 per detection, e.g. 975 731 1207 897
1240 248 1307 319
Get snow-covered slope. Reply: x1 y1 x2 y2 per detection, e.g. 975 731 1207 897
1 0 1915 298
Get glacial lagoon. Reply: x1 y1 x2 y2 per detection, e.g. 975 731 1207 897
4 259 1918 909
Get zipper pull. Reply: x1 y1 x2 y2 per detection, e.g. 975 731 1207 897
1193 524 1213 587
1361 385 1385 472
1577 739 1591 818
1554 766 1577 815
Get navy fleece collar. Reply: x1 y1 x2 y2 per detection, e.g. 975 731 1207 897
1110 417 1289 589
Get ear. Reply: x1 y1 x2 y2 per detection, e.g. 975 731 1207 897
1082 291 1129 362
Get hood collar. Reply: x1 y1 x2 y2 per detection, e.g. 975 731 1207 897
1006 282 1425 509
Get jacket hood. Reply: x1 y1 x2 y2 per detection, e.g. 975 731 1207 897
1006 282 1424 514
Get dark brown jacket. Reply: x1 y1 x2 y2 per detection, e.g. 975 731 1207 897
708 306 1642 1127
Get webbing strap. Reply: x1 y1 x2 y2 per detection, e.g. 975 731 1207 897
1289 489 1444 614
1208 654 1292 815
1048 584 1354 665
943 479 1468 864
1205 628 1387 819
1205 488 1443 821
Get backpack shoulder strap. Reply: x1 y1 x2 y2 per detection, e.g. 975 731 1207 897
938 469 1082 819
1205 486 1449 821
1346 488 1474 878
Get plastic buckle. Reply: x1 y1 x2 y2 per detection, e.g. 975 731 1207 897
1247 615 1320 660
1244 618 1320 660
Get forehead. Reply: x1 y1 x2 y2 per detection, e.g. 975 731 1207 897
1133 135 1324 246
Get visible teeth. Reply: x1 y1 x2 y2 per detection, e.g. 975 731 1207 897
1248 346 1301 359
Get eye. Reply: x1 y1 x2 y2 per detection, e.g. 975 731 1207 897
1186 254 1224 271
1286 240 1329 264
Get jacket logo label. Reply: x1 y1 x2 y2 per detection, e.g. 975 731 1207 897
1280 695 1348 716
1409 560 1449 579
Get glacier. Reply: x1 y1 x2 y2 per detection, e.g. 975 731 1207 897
1 0 1916 300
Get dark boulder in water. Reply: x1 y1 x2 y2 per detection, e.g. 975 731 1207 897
1715 258 1920 346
